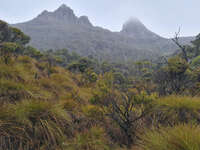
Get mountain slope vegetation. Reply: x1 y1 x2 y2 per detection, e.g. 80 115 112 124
1 14 200 150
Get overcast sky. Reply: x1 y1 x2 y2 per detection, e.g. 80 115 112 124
0 0 199 38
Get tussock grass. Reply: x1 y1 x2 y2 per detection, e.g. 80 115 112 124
152 95 200 125
156 95 200 111
64 127 111 150
0 79 30 103
17 55 33 64
82 105 104 121
0 63 20 80
0 55 92 103
139 124 200 150
0 106 30 150
0 100 70 149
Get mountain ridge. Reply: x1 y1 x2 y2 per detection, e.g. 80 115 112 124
12 4 194 62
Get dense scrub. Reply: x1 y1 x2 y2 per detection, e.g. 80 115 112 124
1 20 200 149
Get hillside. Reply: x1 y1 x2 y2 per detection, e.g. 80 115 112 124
12 4 193 62
1 18 200 150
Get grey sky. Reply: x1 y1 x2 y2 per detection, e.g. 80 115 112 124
0 0 199 38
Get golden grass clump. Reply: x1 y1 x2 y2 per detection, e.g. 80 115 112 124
0 100 70 150
63 127 112 150
156 95 200 111
0 79 30 103
139 124 200 150
82 105 104 121
152 95 200 125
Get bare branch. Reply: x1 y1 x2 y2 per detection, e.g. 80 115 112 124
172 28 188 62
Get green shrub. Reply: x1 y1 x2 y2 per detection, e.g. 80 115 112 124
191 56 200 68
82 70 98 85
0 42 22 64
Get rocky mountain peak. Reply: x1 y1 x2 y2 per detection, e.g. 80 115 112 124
37 10 49 18
55 4 74 13
78 16 92 26
121 18 160 39
32 4 94 26
53 4 77 22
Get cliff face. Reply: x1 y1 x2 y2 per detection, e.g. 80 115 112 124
12 4 193 62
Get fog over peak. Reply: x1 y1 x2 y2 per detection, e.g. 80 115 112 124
126 17 142 23
122 18 145 30
120 17 160 39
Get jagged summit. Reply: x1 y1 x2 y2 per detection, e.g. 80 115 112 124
121 18 160 39
36 10 49 18
54 4 74 14
58 4 69 9
33 4 93 26
52 4 77 23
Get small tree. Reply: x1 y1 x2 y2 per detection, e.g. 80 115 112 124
191 34 200 57
105 92 154 148
154 56 190 95
82 69 98 85
172 29 189 62
68 58 94 73
0 20 30 45
91 73 154 147
0 20 10 42
0 42 21 64
24 46 43 59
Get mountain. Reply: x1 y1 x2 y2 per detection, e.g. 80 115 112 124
120 19 195 54
12 4 194 62
120 18 161 39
